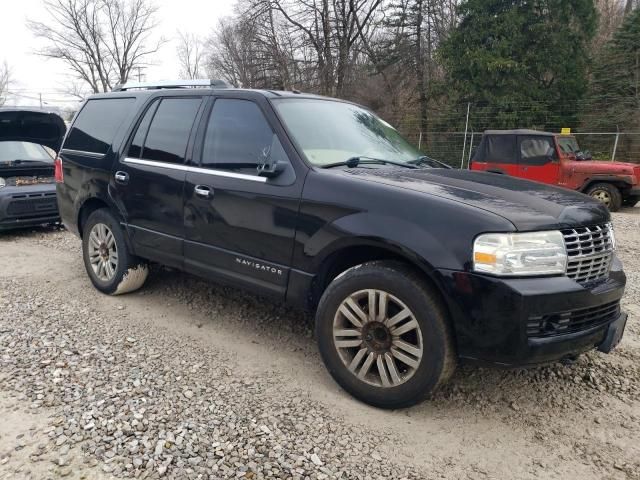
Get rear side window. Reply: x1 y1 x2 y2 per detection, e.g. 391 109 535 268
64 98 135 155
127 100 160 159
519 137 556 165
201 99 277 174
484 135 517 164
142 98 202 164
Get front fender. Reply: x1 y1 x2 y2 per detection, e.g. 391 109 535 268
305 212 462 273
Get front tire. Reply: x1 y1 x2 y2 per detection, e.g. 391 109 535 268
82 209 148 295
315 261 456 409
586 183 622 212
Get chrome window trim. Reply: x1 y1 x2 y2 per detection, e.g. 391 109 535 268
123 157 268 183
61 148 105 159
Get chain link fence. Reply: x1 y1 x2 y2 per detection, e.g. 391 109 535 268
385 102 640 168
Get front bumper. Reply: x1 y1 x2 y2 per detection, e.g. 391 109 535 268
436 255 626 366
0 184 59 231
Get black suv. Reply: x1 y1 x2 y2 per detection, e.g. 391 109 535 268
56 80 627 408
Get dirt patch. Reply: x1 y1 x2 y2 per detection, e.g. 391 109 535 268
0 208 638 479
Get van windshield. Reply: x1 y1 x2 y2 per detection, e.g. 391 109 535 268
272 98 422 167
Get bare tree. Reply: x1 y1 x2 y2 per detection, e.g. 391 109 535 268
0 61 11 106
177 31 205 79
28 0 164 93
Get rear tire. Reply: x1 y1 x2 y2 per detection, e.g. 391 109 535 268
82 209 148 295
586 183 622 212
315 261 456 409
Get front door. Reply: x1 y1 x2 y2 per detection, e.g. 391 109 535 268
113 96 204 267
183 96 303 298
517 135 560 185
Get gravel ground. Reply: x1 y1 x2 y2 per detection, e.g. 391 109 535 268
0 208 639 480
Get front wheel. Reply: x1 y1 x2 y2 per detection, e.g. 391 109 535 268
315 261 456 409
82 209 148 295
586 183 622 211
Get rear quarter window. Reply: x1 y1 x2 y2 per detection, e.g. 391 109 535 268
63 98 135 155
484 135 517 164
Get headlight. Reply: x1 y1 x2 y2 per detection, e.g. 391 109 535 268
473 230 567 276
0 177 5 188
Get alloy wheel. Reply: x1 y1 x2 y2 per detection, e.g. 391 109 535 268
332 289 423 388
88 223 118 281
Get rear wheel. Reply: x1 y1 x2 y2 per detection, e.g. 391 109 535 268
315 261 456 409
82 209 148 295
586 183 622 212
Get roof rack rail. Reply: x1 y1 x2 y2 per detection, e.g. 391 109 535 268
112 79 233 92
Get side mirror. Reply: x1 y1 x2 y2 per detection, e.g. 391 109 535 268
257 160 286 178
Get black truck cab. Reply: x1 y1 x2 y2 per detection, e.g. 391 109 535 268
56 80 627 408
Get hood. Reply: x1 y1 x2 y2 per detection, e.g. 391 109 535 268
570 159 640 177
341 168 610 231
0 108 67 152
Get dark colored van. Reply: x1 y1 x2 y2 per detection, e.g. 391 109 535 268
0 108 66 230
56 80 627 408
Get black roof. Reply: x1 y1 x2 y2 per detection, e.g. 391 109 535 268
483 129 555 137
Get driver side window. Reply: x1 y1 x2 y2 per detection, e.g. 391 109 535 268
201 98 287 175
519 137 556 166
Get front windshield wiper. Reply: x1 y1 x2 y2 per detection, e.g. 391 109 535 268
321 156 417 169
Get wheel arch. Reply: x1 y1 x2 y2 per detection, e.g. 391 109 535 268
308 239 453 330
579 177 632 194
76 196 130 251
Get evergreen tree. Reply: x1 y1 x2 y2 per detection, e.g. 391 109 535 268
439 0 597 129
587 7 640 160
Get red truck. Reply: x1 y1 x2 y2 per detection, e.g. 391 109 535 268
470 129 640 211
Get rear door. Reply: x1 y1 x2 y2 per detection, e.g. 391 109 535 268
183 95 303 298
516 135 560 185
113 95 205 267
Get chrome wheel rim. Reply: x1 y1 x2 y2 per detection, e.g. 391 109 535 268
333 289 423 388
88 223 118 281
591 190 611 206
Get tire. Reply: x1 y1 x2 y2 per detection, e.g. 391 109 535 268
82 209 148 295
622 196 639 208
315 261 456 409
586 183 622 212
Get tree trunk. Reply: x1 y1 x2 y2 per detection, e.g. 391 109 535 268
415 0 428 137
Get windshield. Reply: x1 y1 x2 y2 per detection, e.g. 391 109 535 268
273 98 422 167
0 141 53 164
557 136 580 155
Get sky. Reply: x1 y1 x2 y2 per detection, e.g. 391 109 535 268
0 0 235 109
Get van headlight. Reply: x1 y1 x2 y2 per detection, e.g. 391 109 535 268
473 231 567 276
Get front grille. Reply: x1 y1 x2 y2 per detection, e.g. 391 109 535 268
527 300 620 338
6 192 58 216
562 224 613 284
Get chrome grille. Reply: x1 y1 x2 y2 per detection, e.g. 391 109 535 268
561 224 614 284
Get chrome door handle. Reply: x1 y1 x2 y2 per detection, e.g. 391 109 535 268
194 185 213 198
114 171 129 184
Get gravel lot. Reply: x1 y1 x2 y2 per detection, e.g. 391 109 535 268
1 208 639 480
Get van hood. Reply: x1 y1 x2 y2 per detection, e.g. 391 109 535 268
0 109 67 152
341 167 610 231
